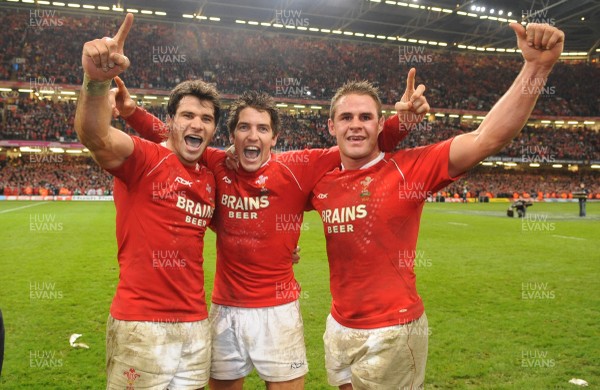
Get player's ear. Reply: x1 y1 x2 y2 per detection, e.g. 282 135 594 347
271 133 278 148
377 115 384 135
328 118 335 136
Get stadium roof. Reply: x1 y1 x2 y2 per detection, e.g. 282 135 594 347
103 0 599 53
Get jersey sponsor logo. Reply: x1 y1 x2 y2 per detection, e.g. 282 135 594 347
315 193 328 199
221 194 269 220
174 176 193 187
321 205 368 234
176 195 214 226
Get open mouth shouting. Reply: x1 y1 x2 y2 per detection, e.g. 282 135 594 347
243 145 261 162
184 134 204 151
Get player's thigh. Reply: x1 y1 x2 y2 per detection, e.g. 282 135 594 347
323 314 364 387
170 319 211 390
352 313 428 390
266 375 304 390
247 301 308 382
209 304 253 380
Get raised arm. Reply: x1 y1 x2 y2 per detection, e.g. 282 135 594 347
379 68 430 151
111 76 167 143
448 23 564 177
74 13 134 170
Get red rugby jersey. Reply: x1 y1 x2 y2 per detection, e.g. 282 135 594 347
126 107 409 307
310 139 458 329
107 136 215 321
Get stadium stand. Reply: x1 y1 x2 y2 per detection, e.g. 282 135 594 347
0 7 598 200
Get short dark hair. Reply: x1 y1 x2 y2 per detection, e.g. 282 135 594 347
330 80 382 120
226 91 280 136
167 80 221 124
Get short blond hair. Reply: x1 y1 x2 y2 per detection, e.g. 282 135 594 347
330 80 382 120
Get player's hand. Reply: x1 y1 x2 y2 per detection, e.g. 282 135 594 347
224 145 240 171
82 13 133 81
292 246 301 265
108 76 136 118
510 23 564 69
394 68 429 131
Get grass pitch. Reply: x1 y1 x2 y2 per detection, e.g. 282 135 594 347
0 201 598 389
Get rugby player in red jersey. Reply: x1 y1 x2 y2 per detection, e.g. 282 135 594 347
310 22 565 389
75 14 220 389
112 69 427 388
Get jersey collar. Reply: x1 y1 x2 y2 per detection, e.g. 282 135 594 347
341 152 385 171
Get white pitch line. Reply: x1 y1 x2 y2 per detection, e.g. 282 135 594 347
551 235 586 241
447 222 469 226
0 202 47 214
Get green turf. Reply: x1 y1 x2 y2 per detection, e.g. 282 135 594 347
0 201 598 389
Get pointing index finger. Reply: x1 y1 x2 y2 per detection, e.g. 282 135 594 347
114 13 133 49
405 67 416 94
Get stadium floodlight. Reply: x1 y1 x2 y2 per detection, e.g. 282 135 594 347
53 2 66 6
144 96 157 100
463 115 473 119
418 40 427 44
163 97 169 100
83 5 95 9
552 164 563 168
248 21 258 25
554 120 564 124
470 5 476 11
376 35 386 39
285 25 296 29
481 7 485 12
309 27 319 32
499 10 504 15
467 13 477 17
434 113 445 117
343 31 354 36
66 150 83 154
529 163 540 168
18 89 34 93
408 38 417 43
68 3 80 7
583 121 595 125
591 165 600 169
457 11 467 15
490 9 494 14
320 28 330 33
366 34 375 38
38 1 51 4
409 4 419 9
141 10 152 14
449 114 459 118
50 148 65 153
397 2 408 6
273 24 284 28
310 106 322 110
568 121 578 125
457 44 467 49
155 11 166 16
112 6 123 12
196 15 207 20
0 88 12 92
261 22 272 27
293 105 306 108
126 9 139 13
39 90 55 94
332 30 342 34
355 33 365 37
481 162 494 166
235 20 246 24
209 17 220 21
385 1 396 5
276 103 288 107
507 12 512 16
22 0 35 3
98 6 109 10
387 36 397 40
475 6 480 12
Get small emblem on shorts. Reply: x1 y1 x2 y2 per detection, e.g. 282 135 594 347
123 367 140 389
290 361 305 369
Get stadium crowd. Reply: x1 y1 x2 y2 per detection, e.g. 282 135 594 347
0 7 598 200
1 153 598 199
1 97 598 162
1 8 599 116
